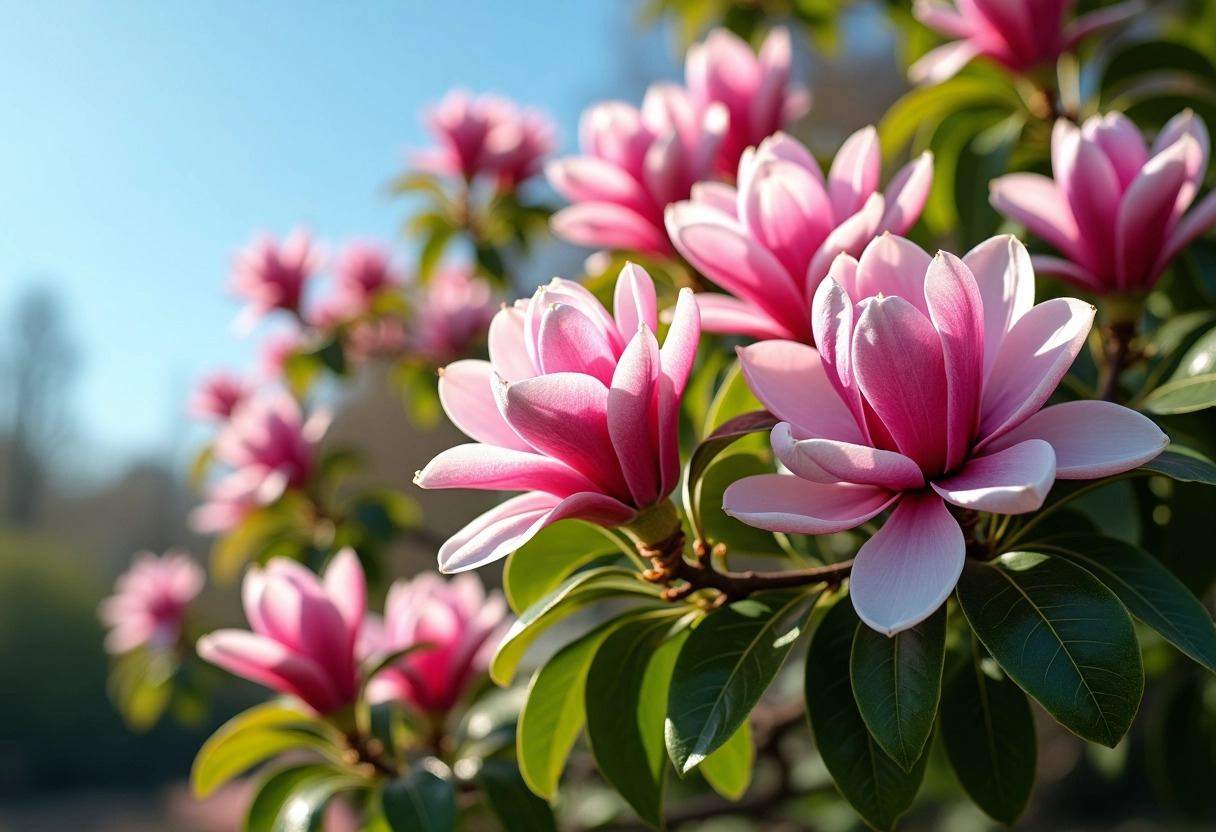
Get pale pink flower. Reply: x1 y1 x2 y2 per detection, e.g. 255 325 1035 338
723 235 1167 634
411 264 497 363
910 0 1143 84
230 229 324 330
686 27 810 177
197 549 365 715
991 111 1216 293
362 573 509 714
666 130 933 342
548 85 728 257
99 550 204 654
189 371 252 421
415 264 701 571
313 242 402 325
415 89 556 188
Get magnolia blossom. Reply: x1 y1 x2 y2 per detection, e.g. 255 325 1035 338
666 130 933 341
548 85 727 257
415 264 700 571
685 27 810 176
723 235 1168 634
313 242 401 324
198 550 365 715
910 0 1142 84
991 111 1216 293
362 573 509 714
415 89 556 188
410 264 497 363
190 392 329 534
230 229 323 330
99 550 204 654
190 371 252 421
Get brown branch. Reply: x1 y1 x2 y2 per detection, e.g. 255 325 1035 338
1097 319 1139 403
343 732 400 779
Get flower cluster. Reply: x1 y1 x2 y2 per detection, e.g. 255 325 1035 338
99 550 205 654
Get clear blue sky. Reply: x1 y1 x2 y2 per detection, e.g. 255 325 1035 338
0 0 676 479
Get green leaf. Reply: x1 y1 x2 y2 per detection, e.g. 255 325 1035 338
955 553 1144 747
490 566 664 686
502 519 632 614
192 703 334 797
699 720 753 802
805 599 927 832
1171 323 1216 378
878 75 1019 159
585 611 685 828
1037 535 1216 673
418 223 455 280
474 760 558 832
271 774 363 832
849 605 946 771
475 243 506 281
108 647 176 732
380 768 457 832
310 337 347 375
246 764 334 832
704 359 763 433
1147 674 1216 817
1139 443 1216 484
1142 372 1216 414
390 172 448 198
665 589 819 773
684 409 780 540
939 644 1036 825
517 615 625 799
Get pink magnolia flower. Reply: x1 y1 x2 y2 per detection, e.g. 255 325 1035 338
415 89 556 188
410 264 497 363
362 573 509 714
723 234 1168 634
259 328 308 379
197 549 365 715
190 371 252 421
666 130 934 342
686 27 810 177
190 392 329 534
909 0 1142 84
991 111 1216 293
415 264 701 571
230 229 324 330
313 242 402 325
99 550 204 654
548 85 728 257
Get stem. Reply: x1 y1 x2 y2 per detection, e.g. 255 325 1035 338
1097 319 1139 402
343 731 400 779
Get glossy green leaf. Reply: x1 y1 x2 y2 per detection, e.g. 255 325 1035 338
475 759 558 832
850 605 946 771
490 566 665 685
955 553 1144 747
246 764 334 832
380 768 457 832
684 409 779 540
1142 372 1216 414
666 589 818 773
1038 535 1216 672
502 519 631 614
806 599 927 831
939 644 1036 825
1139 444 1216 484
878 75 1019 159
271 775 363 832
1171 324 1216 378
192 703 335 797
699 720 753 802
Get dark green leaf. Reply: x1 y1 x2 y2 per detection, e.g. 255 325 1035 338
502 519 632 614
684 409 779 539
271 775 362 832
1139 443 1216 484
1147 674 1216 817
1142 372 1216 414
246 764 333 832
474 760 558 832
850 605 946 771
475 244 506 281
666 589 819 773
1038 535 1216 672
699 720 753 802
955 553 1144 747
380 768 457 832
1171 324 1216 378
311 337 347 375
939 643 1036 825
806 599 927 831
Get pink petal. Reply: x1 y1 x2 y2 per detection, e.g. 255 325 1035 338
1029 255 1105 291
1161 188 1216 269
827 126 881 221
658 288 701 497
197 630 343 714
931 439 1056 514
1056 121 1121 278
736 340 865 444
964 235 1037 377
488 304 537 383
771 422 925 490
983 400 1168 479
1115 137 1192 289
908 40 982 85
1062 0 1144 49
643 126 688 209
609 327 662 507
850 491 964 635
742 160 834 281
852 233 934 317
989 173 1084 262
695 293 797 340
1088 112 1149 189
977 297 1094 445
438 360 532 452
879 151 934 235
322 548 365 642
689 181 738 213
811 276 868 437
913 0 976 38
551 202 672 257
806 193 886 296
723 474 899 534
614 262 659 336
538 303 618 385
415 443 600 497
925 252 985 471
546 156 653 216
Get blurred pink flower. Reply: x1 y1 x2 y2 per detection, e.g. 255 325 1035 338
724 235 1167 634
197 549 365 715
666 130 933 342
259 328 309 380
411 264 497 363
346 316 410 364
362 573 509 714
415 263 700 571
416 89 556 188
548 85 728 257
686 27 810 177
99 550 204 654
189 371 252 421
230 229 324 330
910 0 1142 84
991 111 1216 293
312 242 402 326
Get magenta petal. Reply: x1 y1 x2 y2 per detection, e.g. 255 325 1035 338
1029 255 1105 291
1055 121 1121 277
978 297 1094 445
609 327 662 507
963 235 1036 377
415 443 600 497
878 151 934 235
771 422 925 489
322 548 365 641
983 400 1168 479
438 360 532 452
850 491 964 635
925 253 985 471
723 474 898 534
932 439 1056 514
538 303 618 385
736 340 865 443
989 173 1084 262
827 126 881 220
614 262 659 336
695 294 797 340
197 630 343 714
811 276 867 436
853 233 934 317
658 288 701 497
1115 138 1192 288
806 192 885 293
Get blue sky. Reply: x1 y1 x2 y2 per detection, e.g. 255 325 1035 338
0 1 676 478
